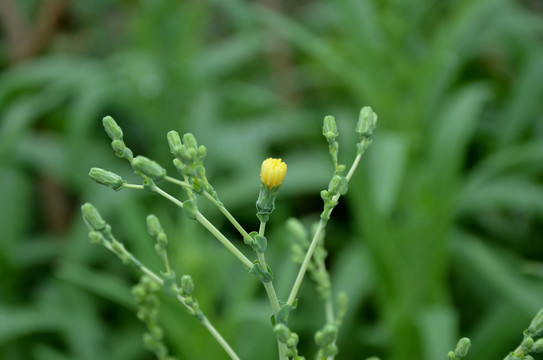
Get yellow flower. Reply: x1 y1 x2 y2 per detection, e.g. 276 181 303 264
260 158 287 188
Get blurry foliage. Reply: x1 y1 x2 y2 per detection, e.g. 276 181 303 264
0 0 542 359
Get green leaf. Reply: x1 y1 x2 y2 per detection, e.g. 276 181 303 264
367 131 409 216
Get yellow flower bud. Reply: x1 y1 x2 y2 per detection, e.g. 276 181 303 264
260 158 287 188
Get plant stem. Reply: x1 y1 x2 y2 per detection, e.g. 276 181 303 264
122 183 144 190
200 317 241 360
202 189 287 359
152 186 254 269
287 219 325 305
346 152 362 181
103 241 241 359
146 180 291 359
324 299 337 360
257 221 288 360
194 209 254 269
287 153 362 306
256 222 280 315
165 175 194 190
204 191 252 242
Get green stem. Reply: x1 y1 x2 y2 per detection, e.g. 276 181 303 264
166 176 253 245
194 210 254 269
287 153 362 306
165 175 194 190
346 152 362 181
324 299 337 360
161 253 172 277
152 186 254 269
287 219 326 305
122 183 144 190
200 317 241 360
201 188 287 359
204 191 252 242
257 222 280 314
103 241 240 359
257 221 288 360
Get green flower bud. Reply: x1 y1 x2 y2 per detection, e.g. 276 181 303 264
320 190 331 202
532 338 543 353
89 168 125 190
521 334 534 352
274 324 291 343
173 145 192 163
447 351 456 360
167 131 182 154
111 139 133 160
328 175 348 196
322 344 338 357
180 275 194 295
529 309 543 336
88 231 102 244
286 333 299 348
146 214 163 237
172 158 185 173
81 203 106 231
356 106 378 137
182 133 198 150
143 177 156 192
315 324 338 346
156 233 167 245
111 240 131 265
323 115 338 141
102 116 123 140
455 337 471 357
198 145 207 159
132 156 166 182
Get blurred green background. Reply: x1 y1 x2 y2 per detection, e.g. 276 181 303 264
1 0 543 359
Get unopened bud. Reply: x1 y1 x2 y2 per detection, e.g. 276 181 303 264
180 275 194 295
146 214 163 237
132 156 166 182
167 131 182 154
521 334 534 352
286 332 299 348
356 107 378 136
102 116 123 140
274 323 290 343
533 338 543 352
323 115 338 141
111 139 133 160
88 231 102 244
315 324 337 346
328 175 348 195
455 337 471 357
81 203 106 231
529 309 543 336
89 168 125 190
182 133 198 150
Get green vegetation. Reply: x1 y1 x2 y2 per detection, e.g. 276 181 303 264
1 0 542 359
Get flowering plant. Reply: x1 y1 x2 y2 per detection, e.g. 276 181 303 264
81 108 378 359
